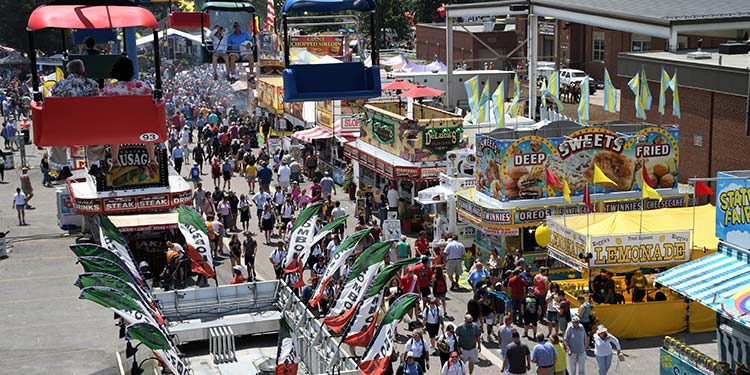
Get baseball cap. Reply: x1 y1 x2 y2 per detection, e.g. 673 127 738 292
511 331 520 338
572 315 580 322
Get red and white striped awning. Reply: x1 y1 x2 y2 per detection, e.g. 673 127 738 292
292 126 333 143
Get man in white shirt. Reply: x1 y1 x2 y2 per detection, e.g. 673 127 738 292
443 234 466 290
269 243 287 279
12 187 27 226
278 162 291 189
252 190 271 224
326 236 340 259
421 297 444 351
330 201 347 235
594 325 622 375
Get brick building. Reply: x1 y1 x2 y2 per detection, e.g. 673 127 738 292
415 23 518 70
618 50 750 182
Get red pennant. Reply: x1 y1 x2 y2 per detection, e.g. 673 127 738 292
545 168 562 188
694 181 714 196
292 274 305 289
308 276 331 307
344 312 380 347
642 165 655 188
185 245 216 279
276 363 299 375
582 185 594 212
324 302 360 333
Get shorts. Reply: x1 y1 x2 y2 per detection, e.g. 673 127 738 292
223 171 231 180
446 260 462 277
212 171 221 179
244 256 255 266
546 310 558 323
246 175 256 183
420 286 431 298
461 347 479 364
425 322 440 338
524 312 538 326
15 204 24 210
434 292 446 299
281 217 292 226
260 183 270 191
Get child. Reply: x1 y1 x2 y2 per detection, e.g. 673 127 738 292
523 287 538 338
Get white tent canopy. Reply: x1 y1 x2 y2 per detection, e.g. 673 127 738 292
135 29 203 47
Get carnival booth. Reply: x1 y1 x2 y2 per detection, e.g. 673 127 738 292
416 172 475 244
546 205 718 339
456 122 690 280
345 100 464 233
655 171 750 372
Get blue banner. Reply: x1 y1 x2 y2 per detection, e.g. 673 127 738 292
715 171 750 248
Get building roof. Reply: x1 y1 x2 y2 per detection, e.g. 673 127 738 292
622 50 750 70
534 0 750 24
446 0 750 25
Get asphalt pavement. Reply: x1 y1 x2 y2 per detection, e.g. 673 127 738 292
0 137 719 375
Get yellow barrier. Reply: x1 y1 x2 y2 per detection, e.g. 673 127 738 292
688 301 715 333
593 300 687 339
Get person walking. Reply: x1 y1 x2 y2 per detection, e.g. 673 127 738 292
593 325 622 375
530 333 557 375
441 351 469 375
499 314 514 362
455 314 481 375
242 231 257 281
443 234 466 290
563 316 587 375
12 187 27 225
503 330 531 375
533 267 550 320
508 269 527 325
19 167 33 209
549 333 567 375
238 194 251 232
403 329 430 372
171 143 184 174
437 324 458 367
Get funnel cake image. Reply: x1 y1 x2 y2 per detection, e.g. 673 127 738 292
583 152 635 190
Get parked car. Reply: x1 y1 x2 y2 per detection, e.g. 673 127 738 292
559 69 597 94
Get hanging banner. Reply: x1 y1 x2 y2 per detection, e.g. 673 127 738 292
290 35 344 57
324 263 381 332
98 216 143 285
343 290 384 347
476 127 679 201
715 171 750 248
359 294 420 375
588 231 691 267
309 228 371 307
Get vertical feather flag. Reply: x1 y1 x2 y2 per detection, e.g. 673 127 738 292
509 73 521 118
603 68 617 113
577 76 590 123
491 81 505 128
658 68 671 115
639 67 652 111
641 177 663 202
545 168 562 188
562 178 572 204
540 78 548 121
253 15 261 34
628 72 647 119
464 75 480 124
549 71 560 99
671 72 681 119
478 80 491 124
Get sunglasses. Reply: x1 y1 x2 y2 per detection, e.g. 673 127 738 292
451 356 459 359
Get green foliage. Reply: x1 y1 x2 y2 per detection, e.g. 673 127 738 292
0 0 63 54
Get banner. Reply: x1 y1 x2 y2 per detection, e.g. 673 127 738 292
343 290 384 347
359 294 420 375
77 255 143 289
309 228 371 307
324 263 380 332
104 145 166 189
290 35 344 57
275 320 299 375
300 215 349 267
177 206 215 279
71 244 142 285
475 127 680 201
715 171 750 248
285 215 319 268
588 231 691 267
97 216 143 285
114 309 189 375
75 272 155 311
344 241 393 284
659 348 704 375
365 257 420 299
80 286 156 325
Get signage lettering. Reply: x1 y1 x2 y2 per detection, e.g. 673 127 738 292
76 199 102 212
514 152 547 166
482 209 512 225
422 127 462 154
104 197 136 210
718 187 750 226
591 232 690 266
556 132 625 159
514 207 548 223
137 195 168 209
635 143 670 158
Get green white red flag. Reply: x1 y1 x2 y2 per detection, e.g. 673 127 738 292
324 262 381 333
359 293 421 375
309 228 371 307
343 289 384 347
177 206 216 279
275 320 299 375
97 215 144 285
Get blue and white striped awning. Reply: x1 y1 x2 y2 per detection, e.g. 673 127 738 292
655 242 750 329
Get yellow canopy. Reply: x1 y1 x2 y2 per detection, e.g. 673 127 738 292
548 204 717 251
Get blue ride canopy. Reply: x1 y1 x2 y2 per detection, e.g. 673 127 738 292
282 0 376 13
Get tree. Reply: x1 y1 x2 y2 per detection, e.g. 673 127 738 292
0 0 63 54
414 0 443 24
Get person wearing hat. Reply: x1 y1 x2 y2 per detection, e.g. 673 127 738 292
403 329 429 371
628 269 650 303
593 325 622 375
437 323 458 367
230 265 245 285
395 351 424 375
503 330 531 375
563 315 586 375
468 261 490 291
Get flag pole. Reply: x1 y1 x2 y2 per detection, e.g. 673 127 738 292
639 174 644 235
691 178 697 250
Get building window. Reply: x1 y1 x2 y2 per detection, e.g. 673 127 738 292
592 32 605 62
678 36 689 49
631 34 652 52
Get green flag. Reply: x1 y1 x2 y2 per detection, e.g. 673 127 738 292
365 257 420 299
126 322 172 350
98 215 128 246
75 272 150 305
77 256 138 284
334 228 372 257
70 244 142 283
177 205 209 233
382 293 420 325
346 241 393 283
80 286 151 318
292 201 324 232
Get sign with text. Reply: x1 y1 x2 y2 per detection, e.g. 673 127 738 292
548 219 587 262
476 127 680 201
290 35 344 57
104 145 166 190
422 127 463 155
716 171 750 248
659 348 705 375
589 231 690 267
316 101 334 129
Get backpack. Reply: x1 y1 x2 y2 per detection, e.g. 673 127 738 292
434 277 447 294
525 297 537 314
